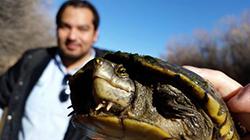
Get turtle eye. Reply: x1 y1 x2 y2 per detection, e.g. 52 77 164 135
115 64 128 77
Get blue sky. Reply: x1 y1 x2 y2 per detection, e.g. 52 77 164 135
47 0 250 58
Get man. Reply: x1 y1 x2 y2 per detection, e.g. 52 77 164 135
0 1 108 140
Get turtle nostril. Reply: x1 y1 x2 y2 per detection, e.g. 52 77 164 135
95 58 103 65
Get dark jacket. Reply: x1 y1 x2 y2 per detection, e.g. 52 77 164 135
0 47 109 140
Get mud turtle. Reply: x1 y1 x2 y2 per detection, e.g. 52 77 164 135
69 51 239 140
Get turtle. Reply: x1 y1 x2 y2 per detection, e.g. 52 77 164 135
69 51 239 140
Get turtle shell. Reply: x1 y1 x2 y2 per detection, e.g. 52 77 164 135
70 51 239 140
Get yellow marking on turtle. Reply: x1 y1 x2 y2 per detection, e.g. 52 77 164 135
123 118 173 139
74 115 172 140
206 94 227 124
220 117 234 139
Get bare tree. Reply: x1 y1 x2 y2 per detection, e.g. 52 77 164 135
0 0 55 74
164 10 250 85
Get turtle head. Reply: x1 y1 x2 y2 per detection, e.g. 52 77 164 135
69 57 139 139
92 58 135 113
69 57 135 116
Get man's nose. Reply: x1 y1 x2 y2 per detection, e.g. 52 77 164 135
68 29 77 40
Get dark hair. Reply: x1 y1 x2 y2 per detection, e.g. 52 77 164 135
56 0 100 31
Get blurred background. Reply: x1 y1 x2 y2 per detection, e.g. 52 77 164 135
1 0 250 85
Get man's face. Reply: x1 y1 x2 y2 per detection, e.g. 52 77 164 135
57 6 98 61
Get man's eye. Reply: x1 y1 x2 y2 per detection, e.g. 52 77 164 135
78 26 89 32
58 23 70 29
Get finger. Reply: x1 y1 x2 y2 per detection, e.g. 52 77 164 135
227 84 250 113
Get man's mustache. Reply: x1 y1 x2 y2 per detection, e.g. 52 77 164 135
65 39 80 46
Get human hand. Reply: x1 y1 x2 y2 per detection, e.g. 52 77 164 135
184 66 250 138
183 66 242 99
